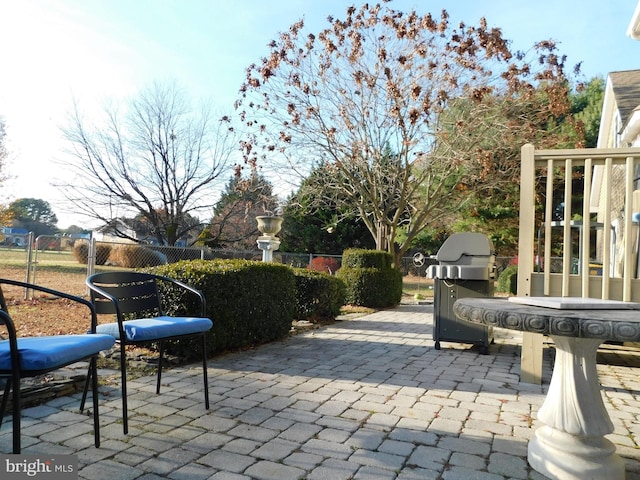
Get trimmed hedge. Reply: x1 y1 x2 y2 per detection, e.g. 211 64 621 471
293 268 346 321
337 249 402 308
148 259 296 357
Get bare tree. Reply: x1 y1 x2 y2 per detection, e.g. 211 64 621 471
236 3 578 265
0 116 12 225
60 82 236 246
0 116 7 183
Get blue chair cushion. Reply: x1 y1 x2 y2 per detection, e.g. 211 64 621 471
0 334 115 372
96 316 213 342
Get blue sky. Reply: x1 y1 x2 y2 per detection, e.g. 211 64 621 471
0 0 638 228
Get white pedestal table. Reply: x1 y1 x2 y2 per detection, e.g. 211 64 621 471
453 296 640 480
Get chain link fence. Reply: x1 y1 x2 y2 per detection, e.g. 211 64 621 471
0 234 517 299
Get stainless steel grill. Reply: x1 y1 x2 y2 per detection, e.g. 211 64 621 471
427 233 495 353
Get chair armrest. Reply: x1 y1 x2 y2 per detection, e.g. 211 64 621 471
0 309 19 347
0 278 99 332
0 309 21 379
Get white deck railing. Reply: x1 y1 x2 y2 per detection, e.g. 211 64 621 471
517 143 640 383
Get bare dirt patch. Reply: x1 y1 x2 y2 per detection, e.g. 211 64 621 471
1 289 92 338
0 267 89 337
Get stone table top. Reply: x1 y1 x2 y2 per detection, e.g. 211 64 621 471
453 297 640 342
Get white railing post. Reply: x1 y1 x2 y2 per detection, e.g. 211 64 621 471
518 143 544 384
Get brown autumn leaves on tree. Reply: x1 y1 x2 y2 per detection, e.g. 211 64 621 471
235 2 582 265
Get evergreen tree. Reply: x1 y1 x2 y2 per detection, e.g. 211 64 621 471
565 77 604 148
202 175 278 249
8 198 59 237
281 171 375 254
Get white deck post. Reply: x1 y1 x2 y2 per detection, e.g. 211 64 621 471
518 144 543 384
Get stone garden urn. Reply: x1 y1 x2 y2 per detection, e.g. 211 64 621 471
256 216 284 237
256 216 283 262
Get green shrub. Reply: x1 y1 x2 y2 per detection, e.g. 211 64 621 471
337 249 402 308
293 268 346 321
497 265 518 294
72 241 111 265
147 259 296 357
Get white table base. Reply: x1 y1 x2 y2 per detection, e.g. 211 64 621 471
528 336 625 479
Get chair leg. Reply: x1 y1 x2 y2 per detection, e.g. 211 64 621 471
120 344 128 434
1 374 25 453
0 378 11 427
80 365 92 412
202 334 209 409
11 373 20 454
156 340 164 395
89 356 101 448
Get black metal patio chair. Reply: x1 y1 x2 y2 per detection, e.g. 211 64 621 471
83 271 212 434
0 278 115 453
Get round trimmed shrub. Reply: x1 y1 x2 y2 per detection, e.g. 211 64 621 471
337 249 402 308
340 249 393 269
73 241 111 265
108 244 167 268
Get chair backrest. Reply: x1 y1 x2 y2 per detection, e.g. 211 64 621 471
88 271 165 318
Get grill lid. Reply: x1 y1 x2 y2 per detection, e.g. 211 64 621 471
435 232 494 264
426 233 496 280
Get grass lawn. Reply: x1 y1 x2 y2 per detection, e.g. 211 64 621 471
402 274 434 298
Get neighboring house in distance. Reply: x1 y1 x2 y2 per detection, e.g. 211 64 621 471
623 1 640 147
0 227 29 247
593 70 640 275
92 219 138 244
93 218 195 247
